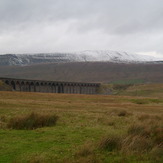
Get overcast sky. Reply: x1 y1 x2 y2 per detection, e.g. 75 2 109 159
0 0 163 57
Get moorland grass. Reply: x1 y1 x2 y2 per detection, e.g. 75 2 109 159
0 85 163 163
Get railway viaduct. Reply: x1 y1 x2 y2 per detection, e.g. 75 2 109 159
0 77 100 94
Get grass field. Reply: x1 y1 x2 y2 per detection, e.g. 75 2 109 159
0 84 163 163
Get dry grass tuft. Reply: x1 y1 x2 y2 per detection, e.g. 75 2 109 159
121 121 163 154
98 135 121 151
7 112 58 130
122 135 152 153
127 123 163 146
98 120 163 157
117 110 128 117
110 109 130 117
75 142 94 157
107 120 115 126
0 115 7 129
0 115 7 122
75 142 101 163
127 124 151 137
75 155 101 163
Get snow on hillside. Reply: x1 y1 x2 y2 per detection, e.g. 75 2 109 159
0 50 162 66
74 50 163 62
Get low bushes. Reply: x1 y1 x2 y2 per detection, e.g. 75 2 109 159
7 112 58 130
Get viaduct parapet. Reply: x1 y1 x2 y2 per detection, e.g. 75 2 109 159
0 77 100 95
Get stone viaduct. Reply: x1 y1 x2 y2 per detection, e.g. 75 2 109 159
0 77 100 94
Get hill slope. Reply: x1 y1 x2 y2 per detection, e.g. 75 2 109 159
0 62 163 83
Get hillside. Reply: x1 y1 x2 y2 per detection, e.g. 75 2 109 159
0 62 163 83
0 50 162 66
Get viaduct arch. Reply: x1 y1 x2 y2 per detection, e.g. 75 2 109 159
0 78 100 95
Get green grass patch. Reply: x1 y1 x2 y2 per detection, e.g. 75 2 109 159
131 98 163 104
111 79 145 85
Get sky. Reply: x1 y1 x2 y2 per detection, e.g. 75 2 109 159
0 0 163 57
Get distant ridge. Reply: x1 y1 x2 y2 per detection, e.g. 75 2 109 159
0 50 162 66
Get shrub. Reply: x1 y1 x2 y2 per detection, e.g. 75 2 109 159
7 112 58 130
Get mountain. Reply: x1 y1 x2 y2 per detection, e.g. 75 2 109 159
0 50 162 66
0 50 163 84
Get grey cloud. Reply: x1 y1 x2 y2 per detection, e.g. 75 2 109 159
0 0 163 55
75 0 163 35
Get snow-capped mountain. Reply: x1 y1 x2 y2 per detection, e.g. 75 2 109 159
0 50 162 66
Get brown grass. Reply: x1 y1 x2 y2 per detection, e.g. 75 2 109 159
138 114 162 121
7 112 58 130
97 118 163 156
121 121 163 154
109 109 130 117
122 135 152 153
74 155 101 163
75 142 94 157
98 135 121 151
0 89 162 162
